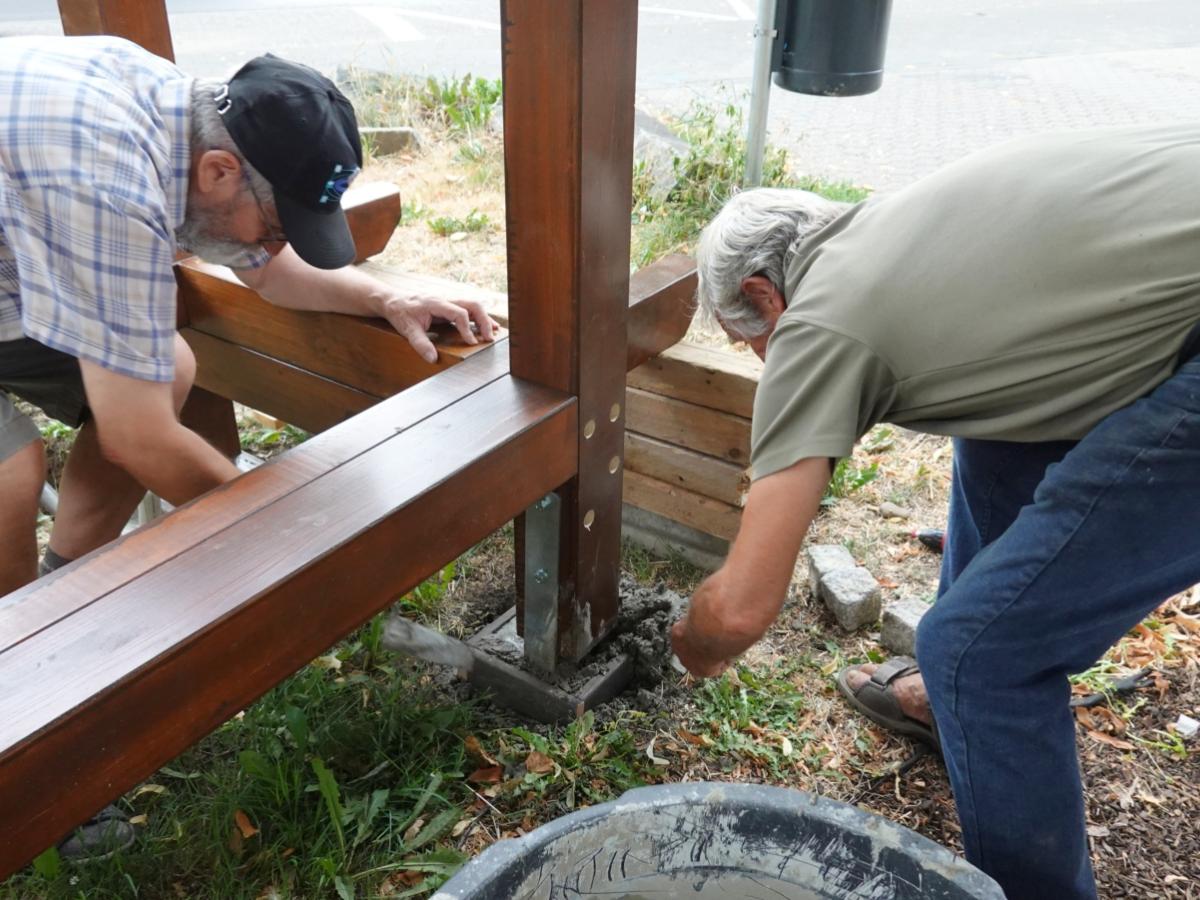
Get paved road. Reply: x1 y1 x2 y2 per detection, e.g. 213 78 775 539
4 0 1200 189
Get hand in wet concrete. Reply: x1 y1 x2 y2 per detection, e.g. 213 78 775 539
844 663 934 726
670 617 731 679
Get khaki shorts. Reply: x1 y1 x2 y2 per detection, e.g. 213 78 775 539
0 337 89 464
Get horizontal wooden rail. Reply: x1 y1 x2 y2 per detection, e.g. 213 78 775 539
176 260 493 398
180 328 381 432
0 366 574 876
0 343 511 651
626 254 697 371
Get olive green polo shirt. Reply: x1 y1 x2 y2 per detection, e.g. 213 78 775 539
752 123 1200 480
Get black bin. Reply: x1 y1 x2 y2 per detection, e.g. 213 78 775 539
773 0 893 96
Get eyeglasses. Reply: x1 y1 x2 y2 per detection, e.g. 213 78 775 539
244 175 288 245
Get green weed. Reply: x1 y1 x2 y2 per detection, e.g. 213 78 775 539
398 561 458 619
824 458 880 503
428 210 490 237
419 75 502 136
630 99 868 267
239 423 309 456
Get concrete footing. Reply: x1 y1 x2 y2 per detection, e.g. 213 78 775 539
465 608 633 723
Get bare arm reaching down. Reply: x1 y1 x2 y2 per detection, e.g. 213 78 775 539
671 456 832 677
78 359 240 506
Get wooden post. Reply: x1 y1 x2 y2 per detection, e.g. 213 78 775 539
502 0 638 661
57 0 175 61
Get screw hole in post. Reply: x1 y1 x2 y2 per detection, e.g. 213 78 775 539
583 419 596 439
583 509 595 530
609 403 621 422
608 456 620 474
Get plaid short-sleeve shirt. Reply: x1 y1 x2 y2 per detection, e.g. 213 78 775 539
0 35 267 382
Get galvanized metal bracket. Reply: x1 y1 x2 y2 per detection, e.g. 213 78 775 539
522 491 562 675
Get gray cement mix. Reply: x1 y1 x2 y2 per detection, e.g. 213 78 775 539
468 577 688 697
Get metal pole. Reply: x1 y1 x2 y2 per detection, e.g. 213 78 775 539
744 0 779 187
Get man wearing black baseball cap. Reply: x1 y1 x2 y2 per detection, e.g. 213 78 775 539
216 53 365 270
2 33 498 859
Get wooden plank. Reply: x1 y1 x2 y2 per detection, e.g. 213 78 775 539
622 469 742 541
624 431 748 507
178 386 241 459
502 0 639 660
628 341 762 418
176 260 496 397
626 255 697 371
626 386 751 465
58 0 174 60
343 183 403 263
181 328 381 433
0 375 575 877
0 342 512 652
410 253 696 370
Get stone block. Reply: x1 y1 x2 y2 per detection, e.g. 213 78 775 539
360 126 421 156
805 544 857 595
819 567 881 631
880 597 930 657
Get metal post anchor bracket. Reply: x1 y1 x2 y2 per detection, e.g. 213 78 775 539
522 491 561 675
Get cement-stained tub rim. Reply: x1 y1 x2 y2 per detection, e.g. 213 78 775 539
432 782 1004 899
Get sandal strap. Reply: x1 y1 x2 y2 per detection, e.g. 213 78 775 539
871 655 920 687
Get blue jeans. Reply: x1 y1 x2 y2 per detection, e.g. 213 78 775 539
915 356 1200 900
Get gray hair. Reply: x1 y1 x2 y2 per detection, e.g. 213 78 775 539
695 188 850 337
189 78 273 203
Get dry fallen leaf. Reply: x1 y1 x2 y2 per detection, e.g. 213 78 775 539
645 736 669 767
450 818 474 838
311 653 342 672
234 809 259 839
525 751 555 775
1086 730 1136 751
381 870 426 893
133 784 167 799
128 814 148 826
465 735 499 766
468 766 503 784
403 817 425 843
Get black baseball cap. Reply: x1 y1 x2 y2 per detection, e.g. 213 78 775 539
218 54 363 269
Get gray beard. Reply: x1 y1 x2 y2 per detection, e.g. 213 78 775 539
174 200 262 266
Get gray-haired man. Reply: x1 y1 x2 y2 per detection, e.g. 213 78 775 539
670 124 1200 900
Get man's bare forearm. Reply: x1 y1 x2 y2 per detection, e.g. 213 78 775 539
112 422 240 507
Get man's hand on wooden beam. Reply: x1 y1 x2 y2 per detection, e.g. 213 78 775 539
375 292 500 364
233 245 500 363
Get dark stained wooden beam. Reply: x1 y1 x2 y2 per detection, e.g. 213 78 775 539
176 260 495 398
0 373 575 876
180 328 381 433
58 0 174 60
343 183 403 263
502 0 639 661
0 343 511 653
626 254 697 371
178 385 242 459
